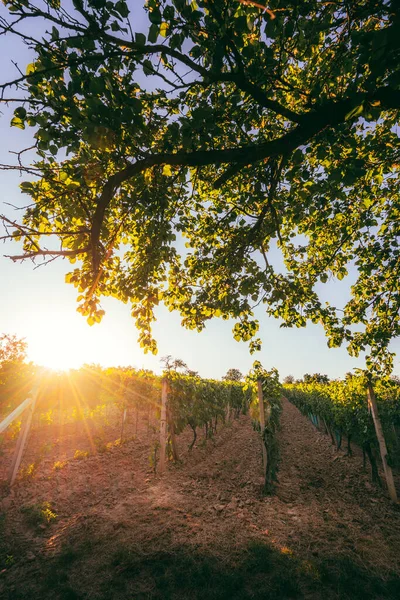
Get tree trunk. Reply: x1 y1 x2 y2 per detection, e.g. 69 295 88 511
364 441 381 486
120 408 127 442
189 423 197 451
167 409 179 462
325 420 335 446
346 434 352 457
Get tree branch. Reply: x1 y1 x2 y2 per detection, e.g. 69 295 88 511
5 247 90 262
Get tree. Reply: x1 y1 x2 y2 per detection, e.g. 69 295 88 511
0 333 27 363
222 368 243 382
283 375 294 385
160 355 188 372
0 0 399 373
0 333 31 411
303 373 329 384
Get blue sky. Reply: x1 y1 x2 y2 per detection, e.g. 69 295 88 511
0 3 399 380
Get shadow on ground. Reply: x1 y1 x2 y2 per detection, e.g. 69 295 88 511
3 535 400 600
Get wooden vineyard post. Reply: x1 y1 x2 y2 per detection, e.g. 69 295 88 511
367 382 398 503
257 379 268 479
8 386 39 486
147 404 151 432
159 378 168 475
120 407 127 442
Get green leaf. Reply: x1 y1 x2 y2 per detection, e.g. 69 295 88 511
143 59 153 75
148 23 159 43
292 149 303 164
115 1 129 18
51 26 59 40
149 7 162 24
135 32 146 46
345 104 364 121
14 107 26 119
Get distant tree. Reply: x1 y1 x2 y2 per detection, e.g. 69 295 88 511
185 369 199 377
283 375 294 384
222 368 243 382
0 333 31 412
0 334 27 363
161 355 188 373
303 373 329 384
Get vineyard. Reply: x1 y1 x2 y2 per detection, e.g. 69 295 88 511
0 370 400 598
1 365 400 598
2 334 400 600
0 366 253 485
285 378 400 490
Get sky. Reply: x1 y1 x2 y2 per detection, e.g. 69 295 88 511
0 2 399 380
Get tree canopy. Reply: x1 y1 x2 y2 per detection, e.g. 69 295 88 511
222 368 243 382
0 0 399 373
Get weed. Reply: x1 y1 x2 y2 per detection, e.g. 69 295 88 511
21 501 57 528
73 449 89 460
105 438 122 451
53 460 68 471
40 409 54 426
19 462 38 480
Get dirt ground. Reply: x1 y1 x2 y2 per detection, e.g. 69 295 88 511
1 398 400 599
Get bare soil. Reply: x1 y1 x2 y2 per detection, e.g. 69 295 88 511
1 398 400 599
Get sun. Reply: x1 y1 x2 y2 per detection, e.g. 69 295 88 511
36 353 77 371
31 343 84 371
21 303 149 372
27 317 91 371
